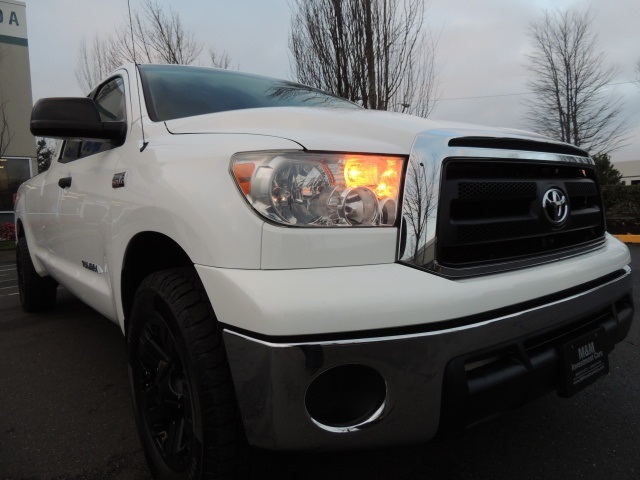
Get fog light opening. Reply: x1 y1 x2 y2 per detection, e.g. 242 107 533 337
304 364 387 431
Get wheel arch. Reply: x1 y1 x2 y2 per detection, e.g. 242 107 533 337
14 217 49 275
121 232 193 335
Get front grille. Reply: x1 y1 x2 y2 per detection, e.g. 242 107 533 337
436 159 605 267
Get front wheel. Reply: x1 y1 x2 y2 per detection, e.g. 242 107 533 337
127 268 247 480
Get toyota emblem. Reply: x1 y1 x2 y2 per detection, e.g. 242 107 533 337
542 188 568 226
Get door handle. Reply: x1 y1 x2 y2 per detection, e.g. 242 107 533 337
58 177 72 189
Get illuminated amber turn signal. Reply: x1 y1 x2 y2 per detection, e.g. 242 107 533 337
344 157 401 198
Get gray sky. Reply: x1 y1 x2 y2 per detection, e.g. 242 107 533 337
23 0 640 162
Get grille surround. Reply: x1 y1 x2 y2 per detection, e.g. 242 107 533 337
398 133 606 278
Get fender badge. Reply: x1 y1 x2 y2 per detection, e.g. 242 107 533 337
112 172 127 189
82 261 104 274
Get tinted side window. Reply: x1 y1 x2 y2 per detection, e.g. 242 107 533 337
58 77 126 164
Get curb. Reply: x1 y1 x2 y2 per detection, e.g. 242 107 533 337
613 234 640 244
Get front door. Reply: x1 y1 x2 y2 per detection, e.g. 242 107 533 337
56 75 129 318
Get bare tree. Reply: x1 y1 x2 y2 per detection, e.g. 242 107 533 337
209 47 231 69
76 0 228 93
525 8 628 154
76 36 121 94
289 0 439 118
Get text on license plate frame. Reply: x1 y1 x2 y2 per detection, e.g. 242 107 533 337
558 327 609 397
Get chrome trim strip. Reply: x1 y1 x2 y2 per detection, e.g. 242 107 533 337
426 238 606 278
435 148 594 164
222 266 631 348
308 398 388 434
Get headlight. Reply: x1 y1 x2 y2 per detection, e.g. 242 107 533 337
231 152 405 227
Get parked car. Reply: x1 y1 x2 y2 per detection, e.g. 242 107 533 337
16 64 634 479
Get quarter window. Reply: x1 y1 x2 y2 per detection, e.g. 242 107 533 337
95 77 126 121
58 77 126 163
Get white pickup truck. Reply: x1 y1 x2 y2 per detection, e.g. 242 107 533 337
16 64 634 479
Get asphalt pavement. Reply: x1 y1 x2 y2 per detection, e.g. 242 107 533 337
1 246 638 480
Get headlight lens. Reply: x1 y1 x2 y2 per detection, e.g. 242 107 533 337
231 152 405 226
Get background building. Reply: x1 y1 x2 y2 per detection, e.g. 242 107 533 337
0 0 36 225
615 160 640 186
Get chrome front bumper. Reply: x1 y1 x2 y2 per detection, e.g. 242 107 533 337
222 268 634 451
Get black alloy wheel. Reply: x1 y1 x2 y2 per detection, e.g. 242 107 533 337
133 309 196 472
128 268 247 480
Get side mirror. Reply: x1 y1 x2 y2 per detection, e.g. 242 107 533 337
30 97 126 144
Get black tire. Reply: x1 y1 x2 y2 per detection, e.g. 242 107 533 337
127 268 247 480
16 236 57 312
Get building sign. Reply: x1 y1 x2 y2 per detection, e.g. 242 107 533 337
0 0 27 46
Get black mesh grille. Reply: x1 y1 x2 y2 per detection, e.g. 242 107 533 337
569 210 602 229
458 181 537 199
457 220 539 243
436 159 605 267
564 181 598 197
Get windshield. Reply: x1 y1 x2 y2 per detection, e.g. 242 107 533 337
138 64 359 122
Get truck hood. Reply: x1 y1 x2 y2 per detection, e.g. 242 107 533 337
163 106 554 154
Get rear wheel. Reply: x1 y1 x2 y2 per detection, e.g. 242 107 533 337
16 236 57 312
127 268 247 480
